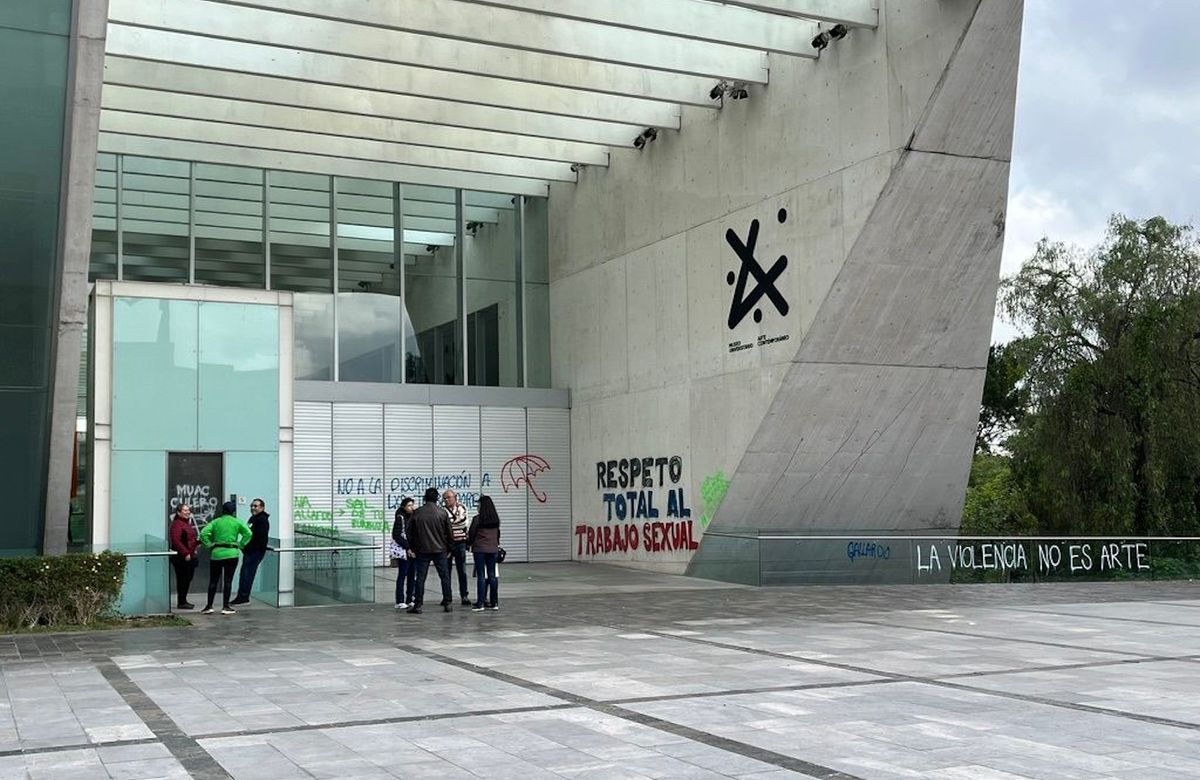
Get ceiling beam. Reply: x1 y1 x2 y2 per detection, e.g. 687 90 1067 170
101 86 611 167
107 0 734 106
99 111 577 182
98 135 552 197
717 0 879 29
105 26 683 128
103 58 647 148
450 0 818 55
195 0 772 79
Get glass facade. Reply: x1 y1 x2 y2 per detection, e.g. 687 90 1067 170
89 157 551 389
0 0 71 554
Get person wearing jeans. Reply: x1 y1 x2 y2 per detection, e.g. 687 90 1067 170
391 498 417 608
443 490 471 606
407 487 455 614
231 499 269 606
198 501 252 615
467 495 501 612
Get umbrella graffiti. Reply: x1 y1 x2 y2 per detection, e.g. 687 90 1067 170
501 454 552 503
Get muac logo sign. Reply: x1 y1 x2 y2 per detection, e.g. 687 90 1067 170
725 208 792 354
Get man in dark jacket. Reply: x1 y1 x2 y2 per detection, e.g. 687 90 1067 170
231 498 269 606
407 487 454 614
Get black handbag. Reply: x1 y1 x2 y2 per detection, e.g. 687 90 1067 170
497 547 507 564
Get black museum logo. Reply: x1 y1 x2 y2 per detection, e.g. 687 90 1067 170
725 208 792 354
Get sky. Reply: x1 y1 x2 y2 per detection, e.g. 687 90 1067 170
994 0 1200 342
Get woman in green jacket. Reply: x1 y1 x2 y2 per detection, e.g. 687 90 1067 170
199 501 253 614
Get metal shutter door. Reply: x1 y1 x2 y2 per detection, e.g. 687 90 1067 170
432 406 481 511
481 407 528 563
526 408 571 561
293 402 333 538
332 403 385 565
384 404 433 513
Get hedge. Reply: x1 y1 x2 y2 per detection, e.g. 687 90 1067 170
0 552 127 631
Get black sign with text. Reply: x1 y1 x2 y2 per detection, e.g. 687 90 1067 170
166 452 223 531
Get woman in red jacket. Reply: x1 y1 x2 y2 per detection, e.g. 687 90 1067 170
168 505 200 610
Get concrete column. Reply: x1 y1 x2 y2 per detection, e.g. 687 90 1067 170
43 0 111 554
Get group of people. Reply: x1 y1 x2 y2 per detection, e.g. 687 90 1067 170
168 499 270 614
165 489 500 616
390 488 502 613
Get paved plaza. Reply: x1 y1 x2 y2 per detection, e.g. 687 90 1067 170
1 564 1199 779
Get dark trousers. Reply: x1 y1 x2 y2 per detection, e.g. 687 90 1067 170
413 552 451 607
171 555 197 606
206 558 238 609
235 547 266 601
394 556 416 604
448 541 469 598
473 552 498 607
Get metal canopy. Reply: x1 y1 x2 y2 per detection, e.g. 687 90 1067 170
101 0 873 194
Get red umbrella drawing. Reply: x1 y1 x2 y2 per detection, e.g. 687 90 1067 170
501 454 551 503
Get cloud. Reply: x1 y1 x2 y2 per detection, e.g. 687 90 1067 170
996 0 1200 342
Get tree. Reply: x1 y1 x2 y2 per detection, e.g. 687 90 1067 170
976 339 1032 453
1000 215 1200 536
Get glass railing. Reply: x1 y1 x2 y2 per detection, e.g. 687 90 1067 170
101 536 174 615
101 530 378 614
688 531 1200 586
273 532 378 607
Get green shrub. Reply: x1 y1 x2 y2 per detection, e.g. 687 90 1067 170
0 552 127 631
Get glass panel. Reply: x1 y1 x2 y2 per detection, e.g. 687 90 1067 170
524 196 551 388
403 185 461 385
294 293 334 381
197 303 279 451
121 157 189 283
291 534 376 606
0 0 72 36
195 163 265 289
90 153 117 281
111 298 199 451
0 22 68 553
464 191 519 387
336 178 401 383
272 173 333 379
270 172 332 293
252 538 280 607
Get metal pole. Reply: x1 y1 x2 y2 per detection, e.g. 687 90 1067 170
263 169 271 290
456 188 467 385
331 176 339 381
115 155 123 280
394 182 406 384
187 161 196 284
515 196 527 387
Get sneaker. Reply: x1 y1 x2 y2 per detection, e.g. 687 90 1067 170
221 607 236 615
176 603 194 610
407 605 422 614
486 604 499 611
229 597 249 606
472 604 485 612
394 602 407 610
461 597 472 606
200 607 214 615
443 603 453 613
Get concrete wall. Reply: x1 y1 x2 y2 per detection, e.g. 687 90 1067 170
550 0 1023 574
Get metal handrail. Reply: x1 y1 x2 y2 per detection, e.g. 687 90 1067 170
268 544 379 552
702 532 1200 541
120 550 177 558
